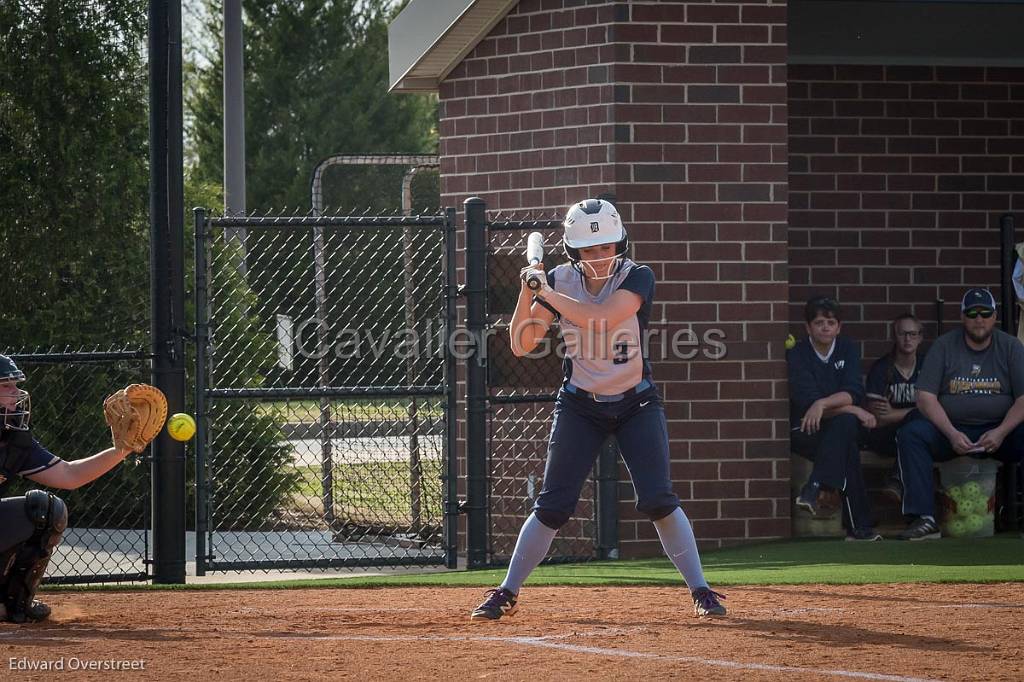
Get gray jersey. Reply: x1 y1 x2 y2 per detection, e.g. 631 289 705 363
537 259 655 395
917 327 1024 425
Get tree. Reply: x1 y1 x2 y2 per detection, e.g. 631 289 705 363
0 1 152 529
0 0 150 348
184 0 443 534
187 0 438 213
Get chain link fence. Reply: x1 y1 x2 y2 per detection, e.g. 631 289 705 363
3 349 152 583
481 213 610 564
195 209 455 571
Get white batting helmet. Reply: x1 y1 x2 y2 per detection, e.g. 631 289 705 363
562 199 628 262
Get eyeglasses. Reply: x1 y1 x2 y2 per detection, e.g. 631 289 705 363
896 331 921 338
964 309 995 319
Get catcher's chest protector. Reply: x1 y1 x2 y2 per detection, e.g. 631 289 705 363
0 431 32 495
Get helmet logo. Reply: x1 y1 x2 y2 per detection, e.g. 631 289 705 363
590 222 600 233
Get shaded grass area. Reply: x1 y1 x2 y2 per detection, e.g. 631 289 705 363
289 460 444 527
257 398 443 424
47 535 1024 593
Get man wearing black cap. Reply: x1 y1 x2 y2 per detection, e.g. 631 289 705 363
895 288 1024 540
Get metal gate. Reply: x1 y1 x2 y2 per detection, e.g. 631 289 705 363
463 198 617 568
194 209 457 572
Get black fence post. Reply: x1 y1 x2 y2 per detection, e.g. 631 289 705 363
999 213 1020 531
999 214 1015 334
595 436 619 559
193 208 209 576
149 0 187 585
443 207 460 569
464 197 489 568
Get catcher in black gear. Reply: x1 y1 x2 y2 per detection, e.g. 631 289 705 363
0 354 166 623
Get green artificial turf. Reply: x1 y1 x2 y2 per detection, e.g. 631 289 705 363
46 535 1024 592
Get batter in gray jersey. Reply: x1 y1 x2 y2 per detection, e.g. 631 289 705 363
470 199 725 623
538 258 654 395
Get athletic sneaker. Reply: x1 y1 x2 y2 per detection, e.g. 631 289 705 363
795 480 823 516
845 528 883 542
471 587 518 621
881 472 904 503
691 587 727 617
795 480 840 518
898 516 940 541
3 599 50 624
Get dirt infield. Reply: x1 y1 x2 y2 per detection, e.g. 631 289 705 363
2 583 1022 680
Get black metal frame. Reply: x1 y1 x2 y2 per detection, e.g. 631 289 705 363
463 197 617 568
193 208 459 573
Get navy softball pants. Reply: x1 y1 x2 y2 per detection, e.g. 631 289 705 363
790 413 873 531
534 384 679 524
896 418 1024 518
0 496 37 553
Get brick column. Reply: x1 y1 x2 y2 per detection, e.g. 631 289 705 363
440 0 790 553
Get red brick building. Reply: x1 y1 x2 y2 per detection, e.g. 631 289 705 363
388 0 1024 555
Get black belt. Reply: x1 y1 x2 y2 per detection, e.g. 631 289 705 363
564 379 652 403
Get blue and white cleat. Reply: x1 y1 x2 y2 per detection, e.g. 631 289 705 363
471 587 518 621
692 587 727 617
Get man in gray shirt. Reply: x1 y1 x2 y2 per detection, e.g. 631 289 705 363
896 288 1024 540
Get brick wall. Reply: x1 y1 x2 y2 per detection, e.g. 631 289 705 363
611 1 789 552
439 0 791 555
789 65 1024 362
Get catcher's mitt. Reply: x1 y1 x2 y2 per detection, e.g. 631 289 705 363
103 384 169 453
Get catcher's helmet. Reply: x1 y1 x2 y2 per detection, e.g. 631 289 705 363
0 354 26 383
562 199 629 261
0 354 30 431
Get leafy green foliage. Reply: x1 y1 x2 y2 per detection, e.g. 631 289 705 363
0 0 151 529
208 400 297 531
187 0 438 213
0 0 150 347
203 236 299 530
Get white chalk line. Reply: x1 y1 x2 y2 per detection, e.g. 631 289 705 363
744 607 846 615
506 637 942 682
254 630 943 682
934 602 1024 609
237 606 437 613
747 604 1023 615
263 627 643 643
0 626 948 681
0 625 641 644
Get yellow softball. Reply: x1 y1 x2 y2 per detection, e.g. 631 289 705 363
784 333 797 350
167 413 196 442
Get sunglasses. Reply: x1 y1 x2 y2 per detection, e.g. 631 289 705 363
964 308 994 319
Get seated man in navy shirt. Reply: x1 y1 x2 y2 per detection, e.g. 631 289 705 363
787 297 880 541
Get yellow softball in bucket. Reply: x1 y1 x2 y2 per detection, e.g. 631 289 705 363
167 413 196 442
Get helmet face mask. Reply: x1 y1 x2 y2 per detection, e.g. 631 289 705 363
574 248 622 281
562 199 629 280
0 385 31 431
0 355 30 431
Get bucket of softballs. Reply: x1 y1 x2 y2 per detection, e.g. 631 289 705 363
937 457 1001 538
